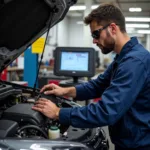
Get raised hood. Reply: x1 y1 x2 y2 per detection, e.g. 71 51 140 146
0 0 77 73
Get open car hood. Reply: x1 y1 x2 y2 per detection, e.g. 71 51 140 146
0 0 77 73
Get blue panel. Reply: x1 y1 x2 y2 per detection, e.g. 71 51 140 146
24 47 38 88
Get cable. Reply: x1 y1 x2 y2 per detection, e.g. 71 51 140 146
32 12 54 97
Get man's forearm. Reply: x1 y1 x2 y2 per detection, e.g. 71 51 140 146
65 87 76 98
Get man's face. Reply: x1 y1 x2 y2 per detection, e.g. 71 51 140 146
90 21 115 54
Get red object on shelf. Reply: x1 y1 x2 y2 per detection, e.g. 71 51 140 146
49 59 54 66
48 80 60 85
0 69 7 80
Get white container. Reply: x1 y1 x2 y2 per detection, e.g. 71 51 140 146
48 126 60 139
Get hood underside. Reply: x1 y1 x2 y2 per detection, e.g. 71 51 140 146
0 0 77 73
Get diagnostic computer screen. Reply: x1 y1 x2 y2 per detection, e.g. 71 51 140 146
60 52 89 71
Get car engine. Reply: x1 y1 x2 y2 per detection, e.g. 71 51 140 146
0 82 109 150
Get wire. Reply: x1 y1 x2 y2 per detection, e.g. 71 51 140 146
32 12 54 96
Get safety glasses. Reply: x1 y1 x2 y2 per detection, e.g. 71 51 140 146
92 24 110 40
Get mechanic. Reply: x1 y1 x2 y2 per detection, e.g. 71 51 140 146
32 3 150 150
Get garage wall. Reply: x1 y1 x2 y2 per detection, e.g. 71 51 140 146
68 17 84 47
57 17 69 46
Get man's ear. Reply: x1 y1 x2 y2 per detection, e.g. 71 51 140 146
110 23 117 35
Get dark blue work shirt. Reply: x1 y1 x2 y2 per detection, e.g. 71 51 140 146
59 37 150 148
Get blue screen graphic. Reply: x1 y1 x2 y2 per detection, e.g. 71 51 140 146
60 52 89 71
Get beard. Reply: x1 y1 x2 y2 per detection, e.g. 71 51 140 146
98 29 115 54
100 45 114 54
97 41 115 54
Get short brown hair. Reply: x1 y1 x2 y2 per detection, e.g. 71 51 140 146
84 3 126 33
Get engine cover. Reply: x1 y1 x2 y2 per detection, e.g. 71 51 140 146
2 103 45 125
0 120 18 138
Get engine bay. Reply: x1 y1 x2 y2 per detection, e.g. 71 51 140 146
0 82 69 139
0 81 109 150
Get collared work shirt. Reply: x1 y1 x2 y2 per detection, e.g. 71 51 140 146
59 37 150 148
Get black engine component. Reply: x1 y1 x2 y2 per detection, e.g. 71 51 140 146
61 127 109 150
61 126 90 141
2 103 45 125
0 84 21 101
0 84 12 93
17 125 48 139
83 128 109 150
0 120 18 138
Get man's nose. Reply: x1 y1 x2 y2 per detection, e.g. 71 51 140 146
93 38 98 44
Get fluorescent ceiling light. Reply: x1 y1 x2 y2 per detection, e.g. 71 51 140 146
69 5 99 11
126 24 149 28
126 27 135 31
76 22 150 28
137 30 150 34
127 30 135 34
69 6 86 11
129 7 142 12
92 5 99 9
125 17 150 22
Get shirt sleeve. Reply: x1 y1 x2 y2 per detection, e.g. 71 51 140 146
59 57 147 128
75 63 113 100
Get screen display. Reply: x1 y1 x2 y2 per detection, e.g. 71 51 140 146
60 52 89 71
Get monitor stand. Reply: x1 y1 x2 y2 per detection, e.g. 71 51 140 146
59 77 85 87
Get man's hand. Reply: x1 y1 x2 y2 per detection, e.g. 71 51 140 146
40 83 76 98
40 83 67 96
32 98 60 120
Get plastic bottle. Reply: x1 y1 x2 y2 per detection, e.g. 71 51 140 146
48 126 60 139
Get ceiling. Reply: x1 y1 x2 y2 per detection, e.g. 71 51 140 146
74 0 150 17
67 0 150 34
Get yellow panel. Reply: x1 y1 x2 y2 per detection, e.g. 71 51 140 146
32 38 45 54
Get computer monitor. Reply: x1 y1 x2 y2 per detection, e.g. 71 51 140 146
54 47 95 84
